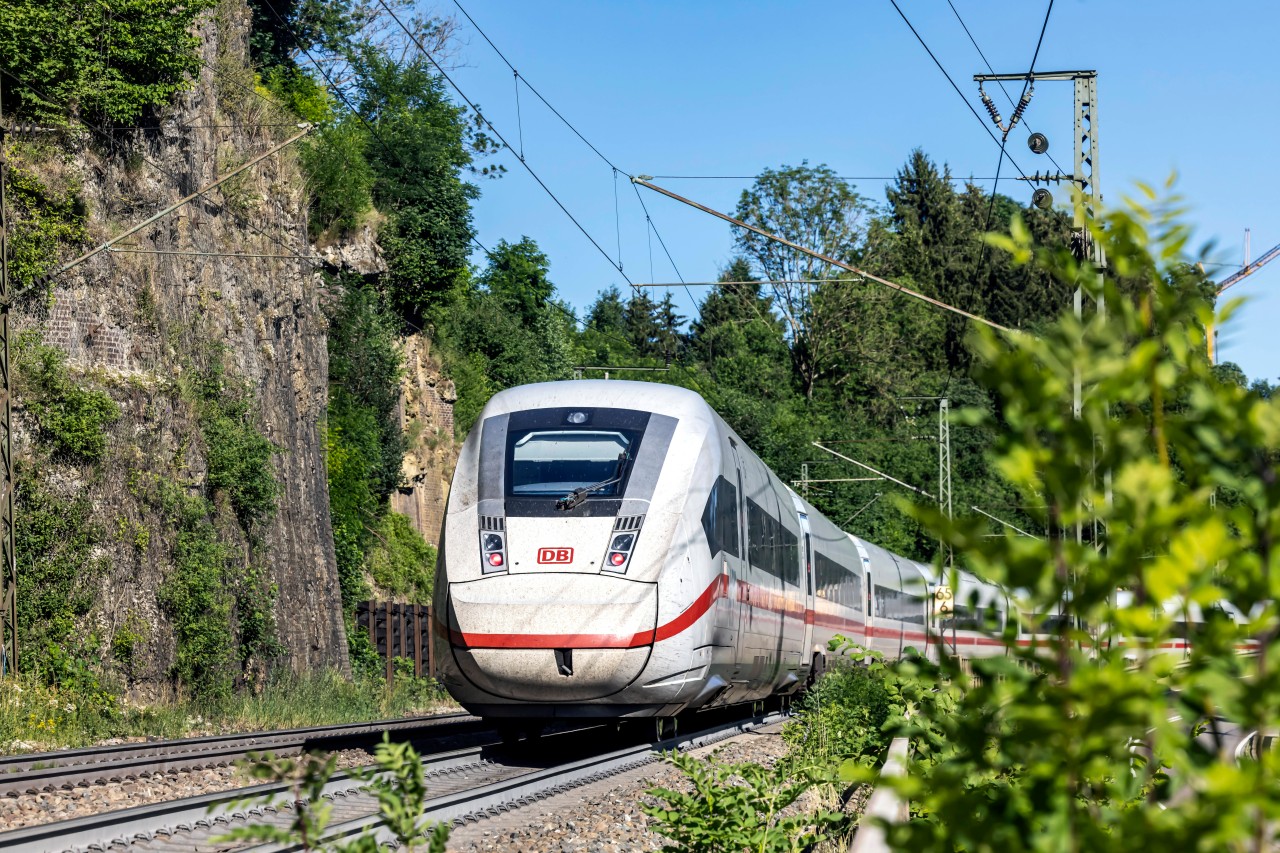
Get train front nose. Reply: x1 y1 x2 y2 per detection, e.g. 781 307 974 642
444 574 656 701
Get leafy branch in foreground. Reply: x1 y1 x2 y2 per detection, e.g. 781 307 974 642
849 182 1280 852
644 749 844 853
217 735 448 851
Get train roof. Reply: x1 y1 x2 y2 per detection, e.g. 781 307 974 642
479 380 716 424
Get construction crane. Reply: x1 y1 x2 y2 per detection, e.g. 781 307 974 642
1208 229 1280 364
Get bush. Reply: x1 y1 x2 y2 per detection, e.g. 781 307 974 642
644 750 844 853
784 661 890 768
16 337 120 462
3 159 89 294
324 280 408 624
157 484 236 703
366 512 436 602
301 116 375 238
14 475 109 674
854 188 1280 850
191 370 279 532
219 733 451 851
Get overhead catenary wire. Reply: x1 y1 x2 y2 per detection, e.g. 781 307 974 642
446 0 693 310
886 0 1028 179
630 181 698 310
987 0 1054 213
946 0 1067 178
374 0 632 289
979 0 1055 267
256 1 424 215
449 0 628 177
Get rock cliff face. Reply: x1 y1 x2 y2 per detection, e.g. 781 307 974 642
24 0 349 682
389 335 459 548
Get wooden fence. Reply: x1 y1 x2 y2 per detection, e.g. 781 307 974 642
355 601 436 684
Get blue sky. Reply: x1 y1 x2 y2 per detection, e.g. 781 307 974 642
443 1 1280 383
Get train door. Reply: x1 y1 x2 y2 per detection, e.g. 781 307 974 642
727 441 755 686
709 445 745 653
801 524 815 665
853 537 874 652
764 486 800 677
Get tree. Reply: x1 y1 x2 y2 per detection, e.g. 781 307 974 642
620 289 684 362
436 237 574 432
689 258 791 399
734 163 873 397
855 187 1280 851
0 0 214 124
880 151 980 369
350 44 481 320
478 237 554 326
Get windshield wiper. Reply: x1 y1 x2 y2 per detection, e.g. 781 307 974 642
555 452 630 511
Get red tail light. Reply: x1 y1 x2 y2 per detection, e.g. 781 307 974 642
480 530 506 573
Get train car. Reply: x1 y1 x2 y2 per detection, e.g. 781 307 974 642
431 379 1037 725
433 380 872 721
859 536 931 660
791 492 867 677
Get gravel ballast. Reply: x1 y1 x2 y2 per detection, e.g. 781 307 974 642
445 723 860 853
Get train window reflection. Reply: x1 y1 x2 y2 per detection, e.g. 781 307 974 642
509 429 639 495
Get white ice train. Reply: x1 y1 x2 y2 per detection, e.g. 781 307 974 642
431 380 1242 726
432 380 1022 723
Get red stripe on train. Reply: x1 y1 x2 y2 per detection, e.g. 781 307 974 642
446 573 733 650
443 572 833 650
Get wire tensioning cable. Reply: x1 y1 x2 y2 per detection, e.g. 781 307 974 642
0 66 320 280
633 177 1010 333
649 174 1002 182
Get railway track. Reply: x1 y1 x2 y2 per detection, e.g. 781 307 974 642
0 709 784 853
0 712 484 797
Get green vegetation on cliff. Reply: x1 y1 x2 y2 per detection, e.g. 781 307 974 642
0 0 215 124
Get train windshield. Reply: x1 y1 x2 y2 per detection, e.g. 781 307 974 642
509 429 640 496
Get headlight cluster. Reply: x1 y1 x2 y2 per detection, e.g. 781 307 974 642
604 532 636 572
480 531 506 572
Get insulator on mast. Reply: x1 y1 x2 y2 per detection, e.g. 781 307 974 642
1005 81 1034 137
979 84 1005 131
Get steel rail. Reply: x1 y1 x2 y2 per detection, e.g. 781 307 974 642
1 711 783 853
0 712 479 796
0 743 493 853
257 711 786 852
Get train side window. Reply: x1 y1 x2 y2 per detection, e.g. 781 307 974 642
814 552 862 611
700 476 740 559
875 585 926 625
780 525 799 586
747 497 767 572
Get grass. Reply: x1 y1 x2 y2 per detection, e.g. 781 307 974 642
0 668 457 753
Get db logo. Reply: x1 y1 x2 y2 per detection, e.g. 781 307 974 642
537 547 574 564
